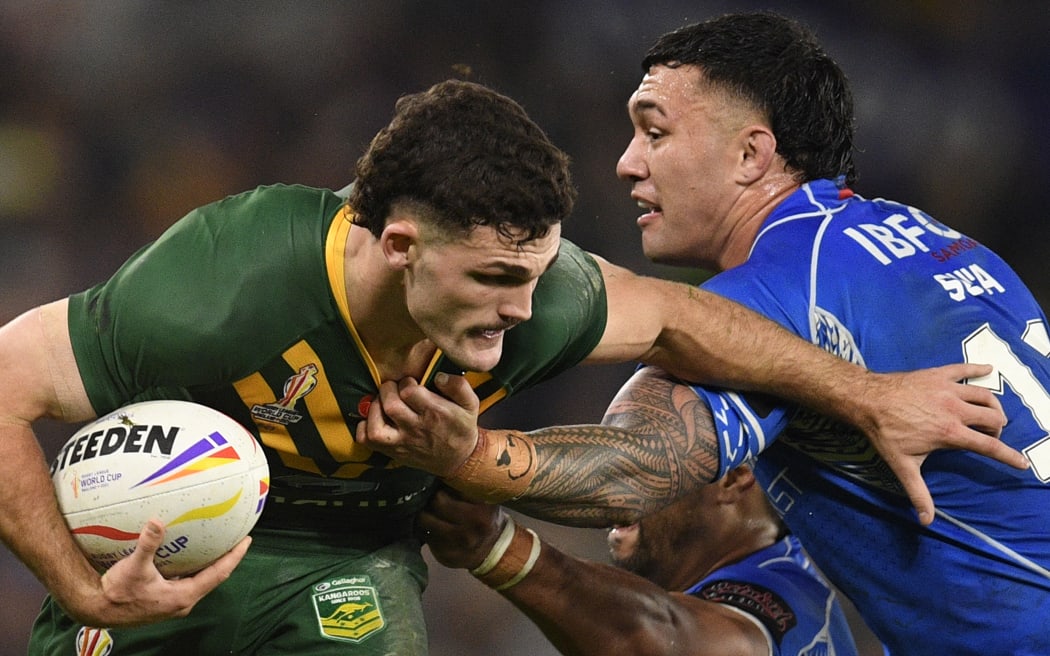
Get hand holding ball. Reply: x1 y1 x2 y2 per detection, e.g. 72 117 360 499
51 401 269 577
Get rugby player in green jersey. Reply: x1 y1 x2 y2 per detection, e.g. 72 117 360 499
0 79 1007 655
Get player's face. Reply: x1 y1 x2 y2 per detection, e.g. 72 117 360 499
406 222 561 372
607 488 712 590
617 64 742 271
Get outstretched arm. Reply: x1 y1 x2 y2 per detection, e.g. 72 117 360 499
362 368 714 527
505 367 720 526
361 371 705 524
421 488 771 656
362 361 1017 527
360 259 1022 525
590 258 1019 523
0 300 248 627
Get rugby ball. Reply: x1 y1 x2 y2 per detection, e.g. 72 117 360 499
50 400 270 577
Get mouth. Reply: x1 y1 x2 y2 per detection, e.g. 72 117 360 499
608 523 639 542
465 328 503 342
633 196 662 226
469 322 517 341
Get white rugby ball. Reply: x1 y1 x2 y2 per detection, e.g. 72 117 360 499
51 400 270 577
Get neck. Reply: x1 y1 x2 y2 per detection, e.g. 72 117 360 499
717 172 800 271
343 225 436 380
666 516 783 593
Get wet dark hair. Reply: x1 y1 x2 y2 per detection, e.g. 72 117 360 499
643 11 857 185
348 79 577 243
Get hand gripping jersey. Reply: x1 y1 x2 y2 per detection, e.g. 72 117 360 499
692 179 1050 654
685 535 860 656
67 184 607 533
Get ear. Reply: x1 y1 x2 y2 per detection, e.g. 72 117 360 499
379 219 419 270
718 464 758 499
736 125 777 184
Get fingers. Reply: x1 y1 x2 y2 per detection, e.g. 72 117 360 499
936 361 993 382
378 378 441 428
978 437 1030 471
390 375 478 419
358 382 398 447
419 491 508 569
181 536 251 594
364 375 476 432
953 373 1002 407
952 378 1006 429
377 379 409 425
949 429 1029 471
958 400 1006 438
417 506 454 542
426 487 475 521
92 520 249 626
893 459 936 526
418 494 470 562
941 366 1023 468
427 486 458 512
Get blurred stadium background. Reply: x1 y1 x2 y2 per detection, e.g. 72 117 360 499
2 1 1047 654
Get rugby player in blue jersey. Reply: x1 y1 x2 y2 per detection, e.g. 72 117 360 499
421 465 863 656
0 76 1005 654
362 12 1046 655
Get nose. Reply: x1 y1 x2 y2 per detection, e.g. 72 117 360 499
616 135 646 182
498 284 534 325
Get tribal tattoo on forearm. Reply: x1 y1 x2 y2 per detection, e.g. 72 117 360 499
508 368 720 527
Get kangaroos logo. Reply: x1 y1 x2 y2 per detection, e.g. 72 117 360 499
250 363 318 425
311 575 386 643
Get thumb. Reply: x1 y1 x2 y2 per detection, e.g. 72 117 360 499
433 373 479 412
131 518 165 565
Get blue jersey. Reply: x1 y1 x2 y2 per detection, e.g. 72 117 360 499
692 179 1050 654
684 535 861 656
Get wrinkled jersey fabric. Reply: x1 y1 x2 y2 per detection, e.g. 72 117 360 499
692 179 1050 654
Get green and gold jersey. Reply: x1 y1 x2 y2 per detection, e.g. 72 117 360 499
67 184 607 530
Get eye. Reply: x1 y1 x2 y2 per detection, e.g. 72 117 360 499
646 129 664 142
473 273 527 287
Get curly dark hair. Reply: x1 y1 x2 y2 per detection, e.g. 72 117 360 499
642 11 857 186
348 79 577 243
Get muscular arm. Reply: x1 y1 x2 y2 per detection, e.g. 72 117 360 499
422 489 770 656
0 300 248 626
509 367 718 526
360 258 1020 525
591 256 999 432
585 257 1019 522
0 302 104 616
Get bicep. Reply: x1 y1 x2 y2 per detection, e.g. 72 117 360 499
603 366 723 485
0 299 94 426
583 256 672 365
605 366 791 480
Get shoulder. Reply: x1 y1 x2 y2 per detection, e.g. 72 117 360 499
110 184 341 290
548 238 603 281
492 239 607 389
690 537 857 654
531 238 606 314
192 183 342 229
689 544 808 643
67 185 345 409
537 238 604 314
145 183 343 283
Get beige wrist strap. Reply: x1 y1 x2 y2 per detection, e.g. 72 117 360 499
443 427 537 503
471 517 542 591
